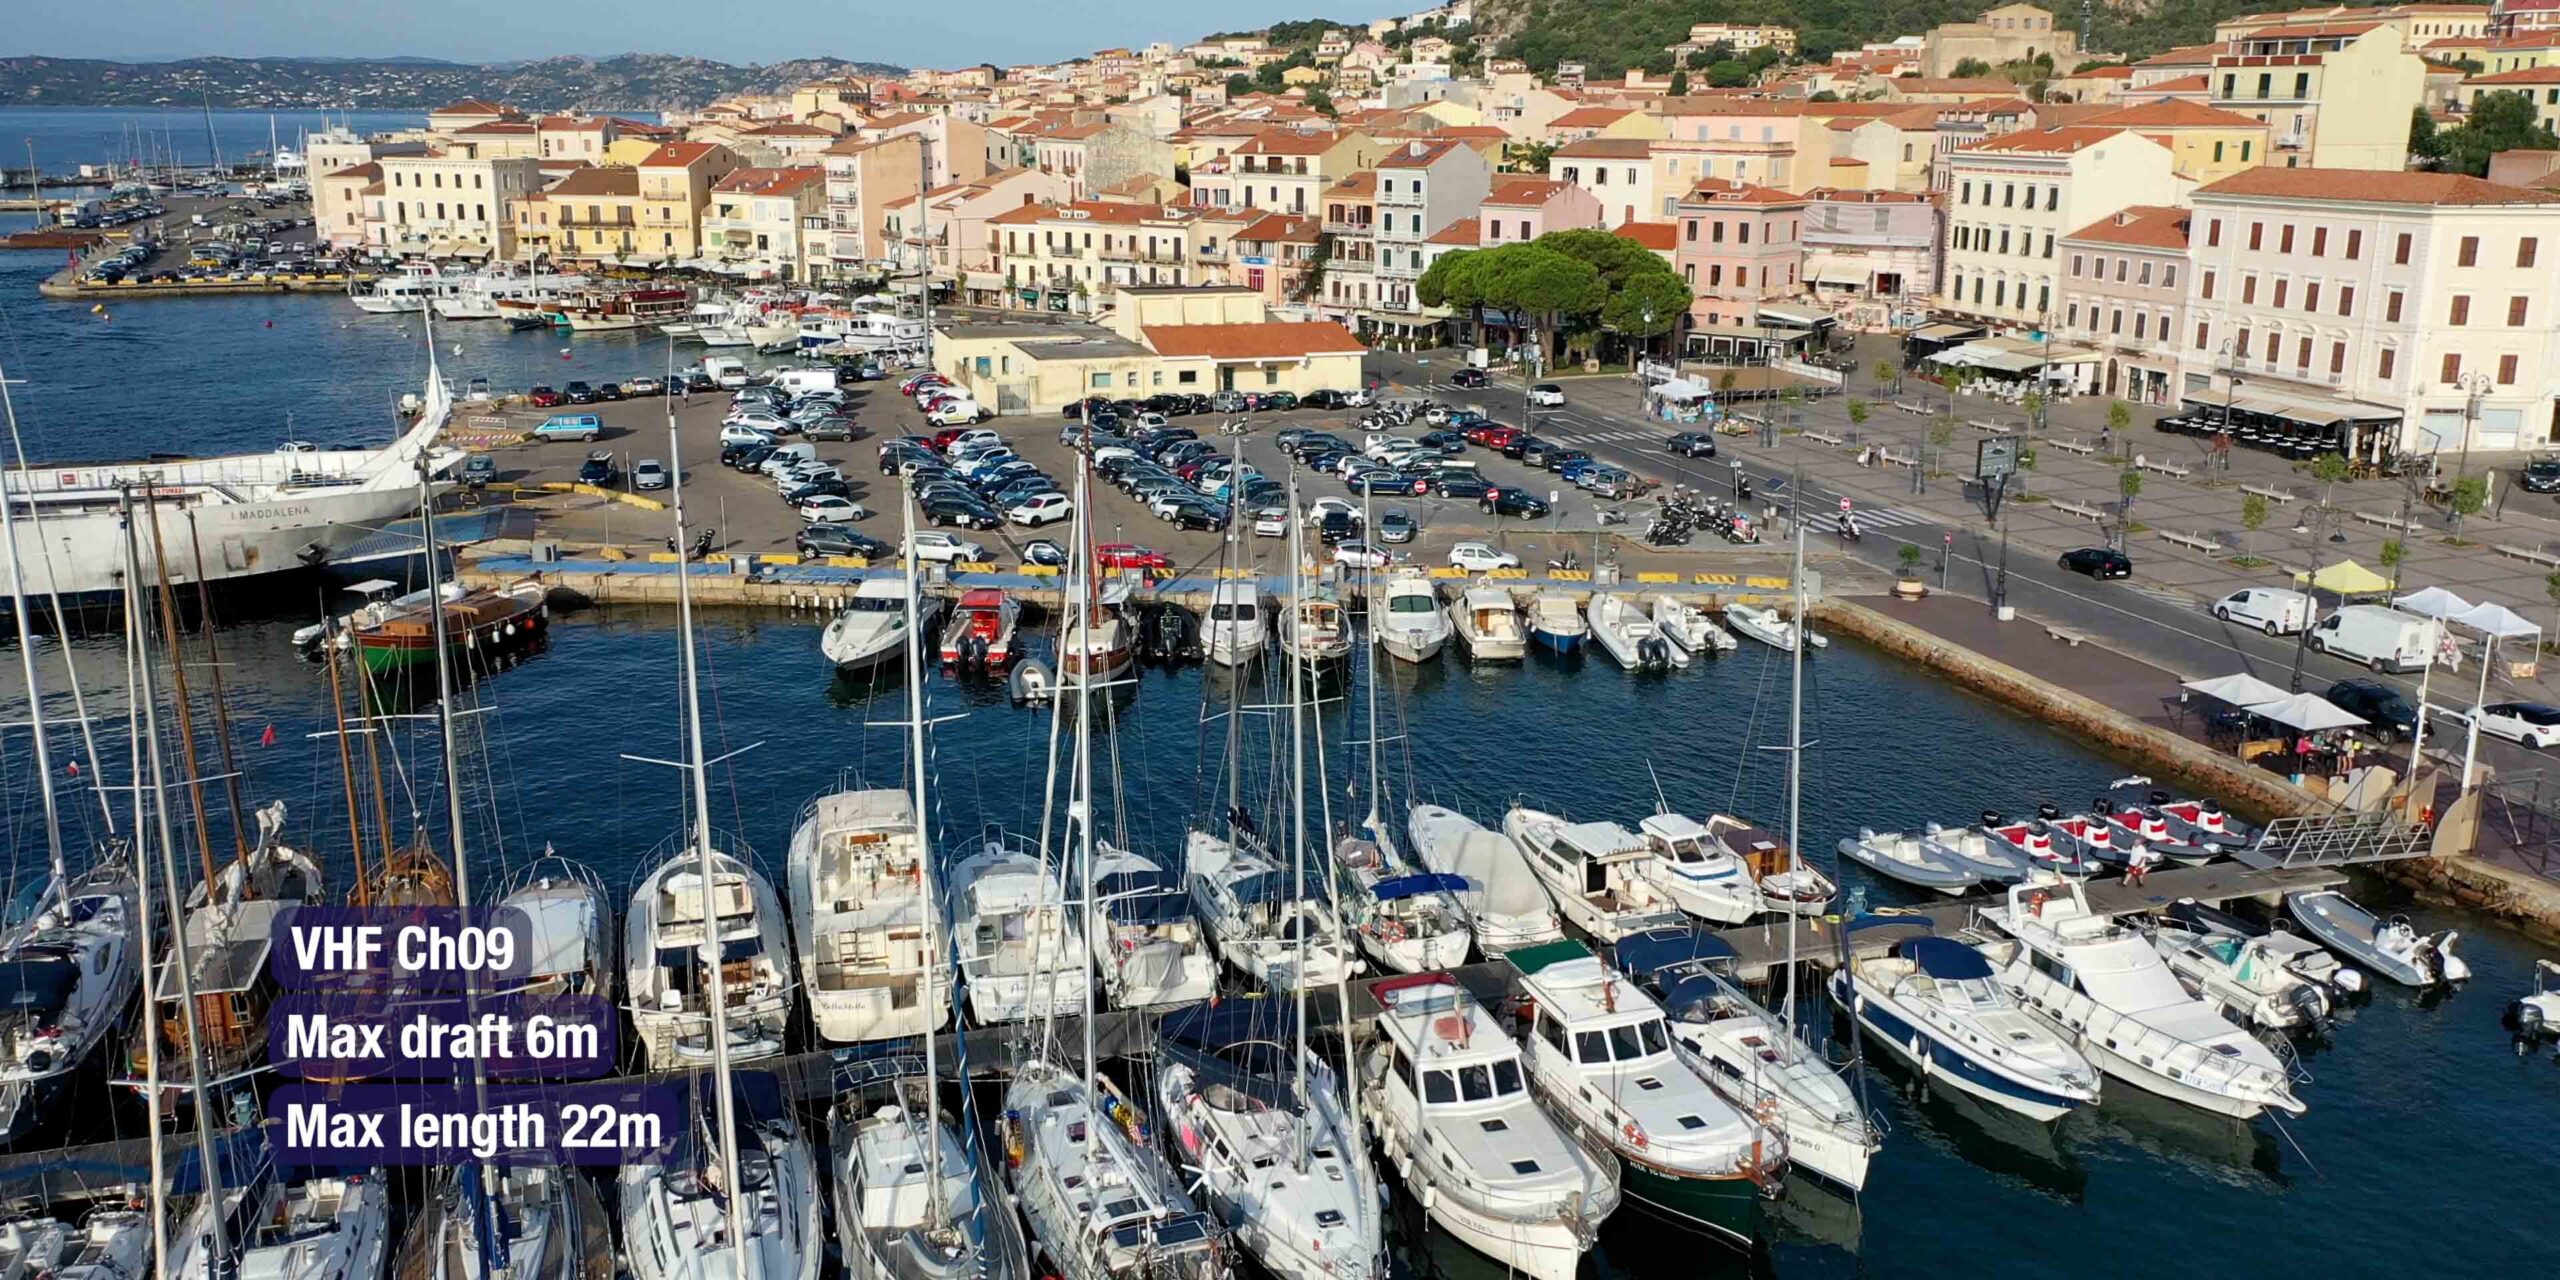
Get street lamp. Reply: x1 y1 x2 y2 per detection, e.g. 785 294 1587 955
2454 369 2492 534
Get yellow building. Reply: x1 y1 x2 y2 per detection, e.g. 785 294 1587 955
533 167 645 260
635 141 743 261
2077 99 2277 183
2209 22 2428 169
2457 66 2560 128
933 285 1365 410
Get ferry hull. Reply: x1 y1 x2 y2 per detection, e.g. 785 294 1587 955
3 484 436 610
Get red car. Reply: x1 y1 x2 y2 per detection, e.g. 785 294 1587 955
1094 543 1174 572
1470 425 1522 449
929 427 969 451
902 375 952 398
527 385 565 408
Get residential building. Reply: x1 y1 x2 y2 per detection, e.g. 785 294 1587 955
1316 171 1381 325
1371 138 1493 334
528 166 643 261
2058 204 2192 404
881 166 1077 305
1918 4 2082 78
635 141 743 262
2457 65 2560 127
1478 176 1605 244
425 99 519 133
821 133 924 273
2182 166 2560 452
1022 119 1174 200
1941 125 2180 327
1670 23 1800 56
989 201 1221 313
932 285 1365 410
1229 211 1325 307
1548 138 1662 227
2217 4 2493 43
2074 99 2276 184
372 150 545 259
1191 129 1383 215
1673 180 1808 337
535 116 621 163
701 166 827 280
308 127 427 247
1802 187 1941 317
2208 22 2429 169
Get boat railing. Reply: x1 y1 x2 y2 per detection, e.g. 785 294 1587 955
2040 982 2292 1099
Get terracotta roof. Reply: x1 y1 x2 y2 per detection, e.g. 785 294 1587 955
987 199 1195 226
2146 73 2214 92
1552 137 1654 159
2136 42 2232 67
536 115 610 131
1680 178 1805 206
1142 322 1366 359
1236 212 1320 243
2074 65 2137 80
1098 173 1171 196
1612 220 1677 250
2236 20 2384 38
1428 217 1482 245
1959 125 2136 155
1235 129 1348 156
454 121 537 135
2061 204 2191 249
546 167 640 198
2079 100 2268 128
1325 171 1378 197
1548 107 1635 128
2197 166 2560 205
642 141 724 167
713 166 825 196
322 161 380 181
1378 138 1466 168
2467 65 2560 84
1483 177 1574 207
1888 77 2017 94
744 122 837 137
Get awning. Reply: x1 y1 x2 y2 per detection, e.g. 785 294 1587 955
1911 322 1983 342
1755 305 1829 328
964 270 1005 291
1654 376 1713 399
2452 601 2541 640
2183 672 2292 706
2291 560 2391 596
2242 691 2366 732
449 242 491 259
1803 253 1869 286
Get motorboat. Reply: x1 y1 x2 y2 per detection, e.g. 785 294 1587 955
0 1206 148 1280
1829 931 2102 1123
2161 897 2364 995
1509 942 1779 1245
172 1167 393 1280
2509 959 2560 1049
434 266 591 320
1837 828 1984 895
1501 806 1687 942
347 261 456 313
823 577 950 674
623 844 794 1068
2036 805 2136 867
1652 596 1735 658
1406 804 1564 953
939 587 1020 670
1138 601 1202 666
1586 591 1682 671
1975 811 2106 878
1631 813 1761 925
1000 1059 1227 1280
788 788 944 1045
1329 830 1472 973
1277 588 1353 665
2100 791 2224 866
622 1072 822 1280
0 857 138 1148
1369 570 1450 663
2282 889 2469 988
1362 973 1619 1280
1448 584 1527 661
398 1161 613 1280
1525 590 1587 654
1917 822 2038 884
1086 844 1218 1009
1203 581 1266 666
800 309 930 352
828 1061 1028 1280
1151 1001 1381 1280
2146 918 2333 1033
1611 926 1878 1192
947 833 1090 1025
557 287 691 331
2155 796 2256 855
1973 880 2307 1118
1700 814 1836 916
1723 604 1825 653
341 577 549 675
1185 829 1362 992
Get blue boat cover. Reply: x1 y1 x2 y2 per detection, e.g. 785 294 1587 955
1230 865 1323 905
1610 925 1737 981
1898 936 1995 981
1094 869 1190 924
0 957 78 1018
1372 873 1467 901
1157 999 1300 1110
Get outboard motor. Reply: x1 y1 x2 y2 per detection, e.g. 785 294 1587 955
1636 636 1667 671
2149 789 2172 807
2510 998 2548 1049
1981 810 2005 829
2036 802 2062 821
2286 982 2332 1026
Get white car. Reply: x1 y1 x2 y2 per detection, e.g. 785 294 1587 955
1007 493 1073 527
1250 507 1290 537
2466 701 2560 749
1332 540 1391 570
797 495 866 523
1303 497 1362 526
1448 541 1520 572
906 531 988 563
1134 412 1171 431
1526 383 1567 407
724 409 790 433
927 399 987 426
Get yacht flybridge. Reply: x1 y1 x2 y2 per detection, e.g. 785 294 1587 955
789 787 945 1045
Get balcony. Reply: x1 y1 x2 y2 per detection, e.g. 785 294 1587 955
2275 132 2308 150
1322 220 1373 236
1377 187 1424 208
1096 244 1137 261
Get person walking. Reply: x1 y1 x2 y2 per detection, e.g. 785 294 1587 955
2122 841 2158 887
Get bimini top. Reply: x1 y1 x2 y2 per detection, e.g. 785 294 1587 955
1896 935 1995 981
1157 997 1301 1110
1610 924 1738 981
1372 872 1467 902
1093 867 1191 924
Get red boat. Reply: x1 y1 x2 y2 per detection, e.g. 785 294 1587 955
939 588 1019 669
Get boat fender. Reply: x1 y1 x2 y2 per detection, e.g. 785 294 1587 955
1420 1183 1436 1211
2334 967 2365 995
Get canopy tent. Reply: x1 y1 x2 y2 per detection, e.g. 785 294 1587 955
2452 601 2541 640
2241 691 2367 732
2183 672 2293 706
1653 376 1714 400
2291 560 2392 597
2393 587 2475 620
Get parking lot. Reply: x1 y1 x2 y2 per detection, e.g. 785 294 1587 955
469 363 1755 582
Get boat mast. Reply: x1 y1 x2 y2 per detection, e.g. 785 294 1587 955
138 495 224 890
664 352 749 1256
0 357 68 895
1359 479 1379 830
1073 453 1099 1106
122 488 229 1272
1287 469 1311 1170
118 503 169 1278
897 488 945 1216
1781 524 1806 1025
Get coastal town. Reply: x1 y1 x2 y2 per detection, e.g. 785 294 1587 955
3 2 2560 1278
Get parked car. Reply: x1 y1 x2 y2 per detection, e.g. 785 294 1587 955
576 451 613 485
783 477 854 505
1006 493 1073 527
624 375 664 397
1376 508 1417 544
2212 587 2312 635
1418 430 1467 454
2522 457 2560 494
802 416 859 441
797 525 891 559
2325 679 2419 741
2466 701 2560 749
1022 539 1068 567
1317 511 1358 545
1169 503 1229 533
1481 487 1551 518
632 459 670 491
527 385 565 408
923 496 1000 530
1305 389 1357 409
797 494 866 523
1260 391 1300 412
1209 390 1248 413
535 414 605 443
2058 547 2133 579
1526 383 1566 406
1448 541 1520 572
1251 507 1290 537
1333 540 1390 570
906 531 989 564
593 382 624 401
563 381 598 404
1666 432 1718 457
1095 543 1174 572
1431 474 1493 500
1499 434 1543 460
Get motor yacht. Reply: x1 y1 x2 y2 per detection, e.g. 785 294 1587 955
1449 585 1527 661
1525 590 1586 654
1699 814 1835 916
1369 570 1450 663
1501 806 1687 942
1831 932 2101 1122
1204 582 1266 665
788 787 943 1045
823 577 949 674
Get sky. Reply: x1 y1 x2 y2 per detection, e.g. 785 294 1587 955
16 0 1403 70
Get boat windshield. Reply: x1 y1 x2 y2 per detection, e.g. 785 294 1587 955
847 596 903 614
1388 594 1434 614
1211 601 1257 621
1652 835 1706 863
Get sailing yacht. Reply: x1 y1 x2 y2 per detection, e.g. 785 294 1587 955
829 1064 1029 1280
624 846 794 1068
621 1073 824 1280
400 1164 613 1280
0 1206 148 1280
496 854 615 1001
1362 972 1619 1280
134 811 325 1105
1501 806 1688 942
1000 1060 1228 1280
1630 813 1761 925
1276 587 1352 664
170 1164 393 1280
1973 880 2307 1119
1151 1001 1381 1280
1611 926 1879 1192
788 787 944 1044
1405 804 1563 954
1086 844 1218 1008
0 856 139 1147
1329 830 1471 974
1186 830 1362 992
947 834 1090 1025
1699 813 1836 916
1510 941 1781 1246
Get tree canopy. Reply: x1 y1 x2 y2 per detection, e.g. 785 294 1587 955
2420 92 2560 176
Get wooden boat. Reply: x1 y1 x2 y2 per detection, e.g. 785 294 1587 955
346 579 548 674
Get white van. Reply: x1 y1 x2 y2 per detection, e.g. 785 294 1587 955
771 367 841 395
703 357 750 388
756 442 819 476
2212 587 2311 636
2308 604 2441 674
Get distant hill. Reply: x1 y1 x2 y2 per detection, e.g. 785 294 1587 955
0 52 907 111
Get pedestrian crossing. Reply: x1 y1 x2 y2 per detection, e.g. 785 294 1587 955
1543 427 1658 446
1845 505 1935 531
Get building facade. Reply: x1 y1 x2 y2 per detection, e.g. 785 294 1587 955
1940 126 2179 328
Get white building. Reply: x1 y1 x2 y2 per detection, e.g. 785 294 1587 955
1940 126 2179 328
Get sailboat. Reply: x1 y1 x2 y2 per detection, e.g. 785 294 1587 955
0 1205 150 1280
621 381 823 1280
1329 635 1470 974
827 488 1027 1280
1405 805 1563 954
1085 843 1218 1009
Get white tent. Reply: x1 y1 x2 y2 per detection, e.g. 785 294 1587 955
1654 377 1713 400
2183 673 2292 706
2392 587 2474 620
2242 692 2367 732
2452 600 2541 640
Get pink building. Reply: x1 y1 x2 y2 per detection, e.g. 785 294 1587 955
1672 179 1808 342
1477 177 1605 246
